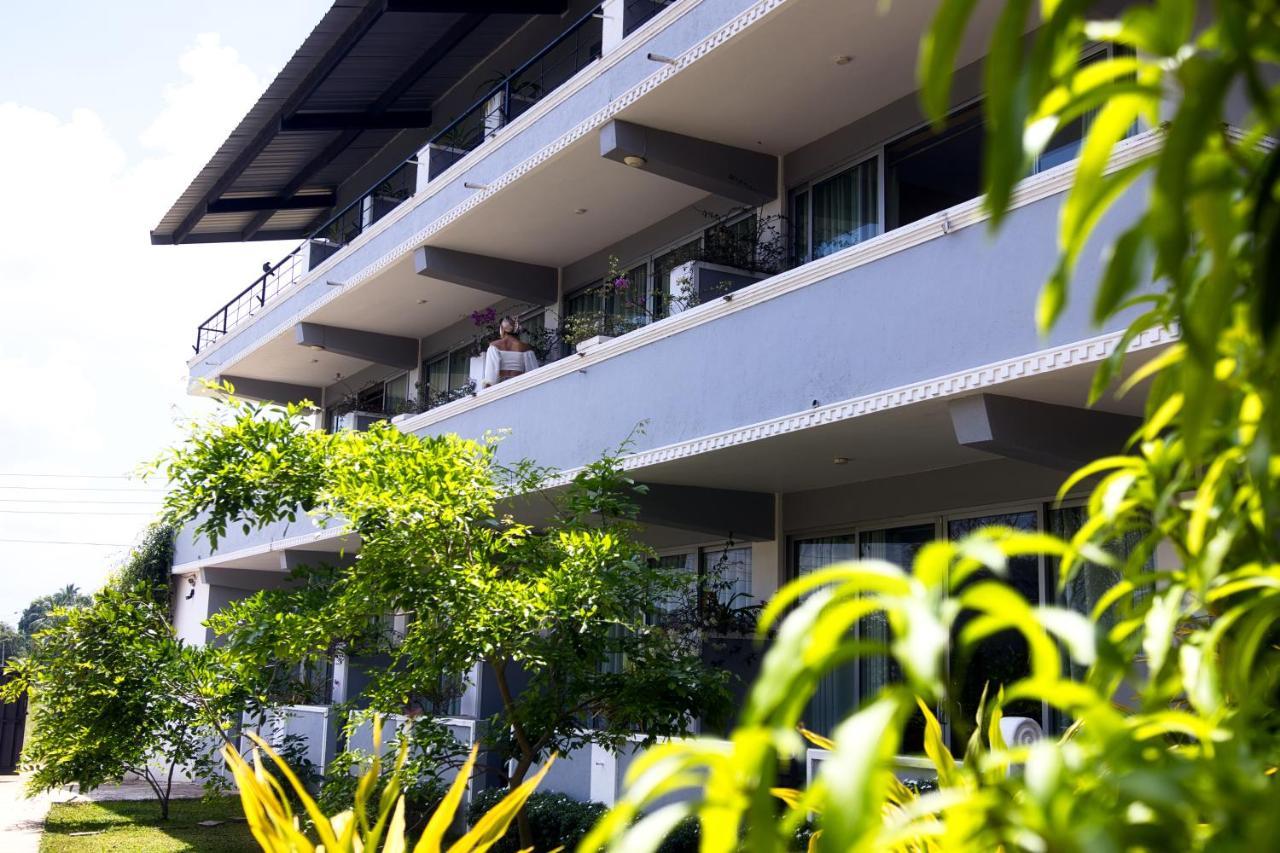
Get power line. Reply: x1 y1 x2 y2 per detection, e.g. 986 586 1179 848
0 538 129 547
0 499 160 505
0 486 164 493
0 509 156 516
0 473 139 480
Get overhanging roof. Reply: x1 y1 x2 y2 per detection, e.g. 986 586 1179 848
150 1 569 246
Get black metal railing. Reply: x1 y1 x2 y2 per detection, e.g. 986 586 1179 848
623 0 676 36
193 4 610 354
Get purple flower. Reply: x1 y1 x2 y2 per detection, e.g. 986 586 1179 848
611 277 629 291
471 307 497 327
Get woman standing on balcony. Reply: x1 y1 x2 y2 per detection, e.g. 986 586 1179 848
482 316 539 388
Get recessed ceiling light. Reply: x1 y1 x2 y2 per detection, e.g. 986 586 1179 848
834 55 853 66
832 456 850 465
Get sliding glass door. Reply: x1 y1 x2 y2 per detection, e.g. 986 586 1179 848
946 510 1045 737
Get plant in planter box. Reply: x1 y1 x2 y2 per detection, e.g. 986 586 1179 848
698 208 789 275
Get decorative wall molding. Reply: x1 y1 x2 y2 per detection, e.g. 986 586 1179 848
539 325 1176 486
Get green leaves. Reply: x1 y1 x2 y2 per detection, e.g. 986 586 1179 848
591 1 1280 849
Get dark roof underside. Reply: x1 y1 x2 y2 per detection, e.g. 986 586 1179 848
151 2 547 245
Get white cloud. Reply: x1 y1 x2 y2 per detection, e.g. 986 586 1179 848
0 33 294 618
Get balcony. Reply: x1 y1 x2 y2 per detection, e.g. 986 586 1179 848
172 130 1168 572
192 3 614 355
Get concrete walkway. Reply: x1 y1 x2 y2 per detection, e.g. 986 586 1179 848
0 773 71 853
0 772 209 851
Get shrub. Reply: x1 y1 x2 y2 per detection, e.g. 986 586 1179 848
226 724 553 852
466 788 607 853
110 523 175 607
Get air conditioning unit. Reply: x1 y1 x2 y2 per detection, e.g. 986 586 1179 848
335 411 386 432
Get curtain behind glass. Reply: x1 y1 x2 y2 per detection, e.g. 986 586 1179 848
701 546 752 607
794 536 857 734
424 358 449 399
812 159 878 259
860 523 934 752
448 349 471 391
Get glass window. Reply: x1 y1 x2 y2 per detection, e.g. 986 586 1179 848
700 545 752 608
885 101 985 230
1033 46 1133 174
649 553 697 625
791 189 810 266
811 157 879 259
704 213 759 271
858 523 934 750
652 237 703 314
423 356 449 399
448 348 471 391
384 373 410 411
1045 504 1152 733
947 511 1043 737
356 383 385 413
793 535 858 735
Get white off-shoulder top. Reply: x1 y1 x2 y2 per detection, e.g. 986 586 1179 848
483 344 539 387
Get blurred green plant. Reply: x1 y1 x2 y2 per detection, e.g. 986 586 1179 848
225 718 553 852
586 1 1280 850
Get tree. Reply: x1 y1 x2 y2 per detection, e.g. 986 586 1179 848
0 585 251 819
585 1 1280 850
0 621 22 665
155 401 733 847
17 584 90 638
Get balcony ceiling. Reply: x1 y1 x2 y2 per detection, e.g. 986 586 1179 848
150 1 567 246
622 348 1161 496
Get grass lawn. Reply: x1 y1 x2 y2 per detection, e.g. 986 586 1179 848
41 796 258 852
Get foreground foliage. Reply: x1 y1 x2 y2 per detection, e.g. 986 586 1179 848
225 721 552 852
587 1 1280 850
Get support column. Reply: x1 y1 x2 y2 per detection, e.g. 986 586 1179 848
601 0 625 53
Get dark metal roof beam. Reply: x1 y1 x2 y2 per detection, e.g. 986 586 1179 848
166 0 391 245
386 1 566 12
281 110 434 132
164 228 312 245
208 193 337 214
241 12 488 241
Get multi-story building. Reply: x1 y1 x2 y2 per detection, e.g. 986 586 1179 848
154 0 1177 801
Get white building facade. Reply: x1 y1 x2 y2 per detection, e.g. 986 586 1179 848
154 0 1181 801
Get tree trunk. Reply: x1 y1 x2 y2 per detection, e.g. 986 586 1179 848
507 755 536 850
489 658 537 850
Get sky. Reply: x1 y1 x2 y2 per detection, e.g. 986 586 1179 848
0 1 331 623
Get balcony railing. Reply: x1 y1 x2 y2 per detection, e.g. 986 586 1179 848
623 0 676 35
193 4 609 354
